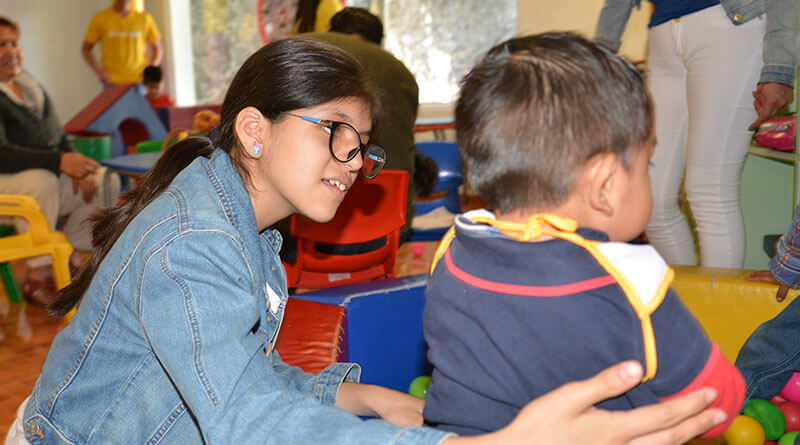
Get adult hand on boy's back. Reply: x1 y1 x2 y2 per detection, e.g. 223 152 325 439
445 361 726 444
747 270 790 302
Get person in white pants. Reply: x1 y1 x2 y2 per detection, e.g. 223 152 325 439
596 0 798 267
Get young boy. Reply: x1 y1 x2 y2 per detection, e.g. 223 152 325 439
143 65 175 110
422 32 744 438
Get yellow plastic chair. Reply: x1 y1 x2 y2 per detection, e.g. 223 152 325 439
0 194 73 298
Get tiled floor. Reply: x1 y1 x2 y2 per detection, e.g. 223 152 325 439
0 239 444 438
0 288 63 438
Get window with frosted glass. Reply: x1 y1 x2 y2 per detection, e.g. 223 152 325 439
188 0 517 105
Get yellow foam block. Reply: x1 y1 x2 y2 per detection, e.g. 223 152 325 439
672 265 799 362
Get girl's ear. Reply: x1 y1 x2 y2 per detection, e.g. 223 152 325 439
234 106 269 159
586 152 619 218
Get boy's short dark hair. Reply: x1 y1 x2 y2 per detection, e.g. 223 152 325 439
456 32 652 213
329 7 384 45
143 65 163 84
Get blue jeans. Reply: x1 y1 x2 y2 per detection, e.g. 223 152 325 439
735 296 800 401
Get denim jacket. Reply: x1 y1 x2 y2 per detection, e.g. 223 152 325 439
595 0 799 85
22 150 450 444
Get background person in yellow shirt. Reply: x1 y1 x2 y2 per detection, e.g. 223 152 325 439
81 0 163 85
293 0 344 34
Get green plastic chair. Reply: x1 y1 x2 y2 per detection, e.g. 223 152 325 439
0 225 22 302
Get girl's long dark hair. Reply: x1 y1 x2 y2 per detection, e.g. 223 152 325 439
48 38 377 316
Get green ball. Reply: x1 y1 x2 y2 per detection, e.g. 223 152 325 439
743 398 787 440
408 375 432 399
778 430 799 445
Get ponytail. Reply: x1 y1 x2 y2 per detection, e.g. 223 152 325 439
48 137 215 316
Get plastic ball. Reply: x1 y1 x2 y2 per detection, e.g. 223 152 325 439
408 375 432 399
780 372 800 403
772 394 788 406
778 431 800 445
780 401 800 432
742 398 786 440
724 415 766 445
410 242 426 258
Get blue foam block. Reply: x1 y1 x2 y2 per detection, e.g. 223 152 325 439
294 274 431 392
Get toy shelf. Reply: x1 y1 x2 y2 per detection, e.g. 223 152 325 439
740 66 799 268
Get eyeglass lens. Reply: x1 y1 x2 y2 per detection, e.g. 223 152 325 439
361 145 386 179
330 123 362 162
330 124 386 178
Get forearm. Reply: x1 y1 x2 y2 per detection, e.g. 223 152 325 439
0 144 62 174
149 40 163 66
81 43 104 78
336 382 383 417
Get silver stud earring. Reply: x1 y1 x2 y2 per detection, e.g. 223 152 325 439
253 143 262 156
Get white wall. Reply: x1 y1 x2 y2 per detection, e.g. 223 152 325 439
517 0 651 63
5 0 171 123
6 0 109 123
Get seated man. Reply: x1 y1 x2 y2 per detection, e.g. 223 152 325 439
0 16 120 304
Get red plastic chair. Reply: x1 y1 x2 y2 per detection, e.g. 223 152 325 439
283 170 409 289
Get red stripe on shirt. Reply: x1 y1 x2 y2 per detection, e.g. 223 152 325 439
658 343 745 438
443 249 617 297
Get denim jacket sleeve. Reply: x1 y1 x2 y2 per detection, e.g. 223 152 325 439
770 203 800 288
595 0 640 53
139 230 452 444
756 0 799 85
269 349 362 406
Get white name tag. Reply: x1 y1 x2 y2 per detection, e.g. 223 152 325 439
265 283 281 315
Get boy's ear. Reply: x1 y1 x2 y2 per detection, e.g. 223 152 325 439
234 106 268 159
586 153 619 217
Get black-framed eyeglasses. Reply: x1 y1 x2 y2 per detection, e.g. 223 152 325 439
287 113 386 179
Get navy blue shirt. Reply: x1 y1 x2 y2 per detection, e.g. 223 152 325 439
422 212 742 435
650 0 720 27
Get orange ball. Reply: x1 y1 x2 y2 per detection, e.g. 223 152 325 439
724 415 766 445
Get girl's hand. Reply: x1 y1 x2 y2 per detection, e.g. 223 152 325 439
445 361 726 444
336 382 424 427
746 270 790 302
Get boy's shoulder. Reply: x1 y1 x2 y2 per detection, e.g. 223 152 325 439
592 241 673 306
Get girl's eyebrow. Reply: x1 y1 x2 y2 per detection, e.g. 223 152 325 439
328 111 371 137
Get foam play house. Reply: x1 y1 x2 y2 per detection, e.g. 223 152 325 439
64 84 167 157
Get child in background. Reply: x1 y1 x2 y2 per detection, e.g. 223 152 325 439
736 204 800 400
143 65 174 110
422 32 744 438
